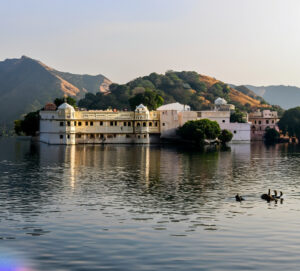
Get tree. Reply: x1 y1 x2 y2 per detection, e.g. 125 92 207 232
177 119 221 146
278 107 300 141
14 120 23 135
230 109 246 123
219 129 233 144
129 90 164 110
54 96 77 107
16 111 40 136
264 128 280 144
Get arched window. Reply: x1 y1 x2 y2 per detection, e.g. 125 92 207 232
149 122 153 127
143 122 146 127
137 122 141 127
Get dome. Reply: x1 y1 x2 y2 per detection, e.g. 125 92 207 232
135 104 149 112
214 97 227 105
58 102 75 111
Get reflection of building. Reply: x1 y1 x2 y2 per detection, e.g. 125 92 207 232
248 110 279 140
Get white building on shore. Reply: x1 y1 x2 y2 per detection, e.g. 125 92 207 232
158 98 251 142
39 98 251 145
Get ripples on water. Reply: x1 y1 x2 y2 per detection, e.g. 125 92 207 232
1 138 300 270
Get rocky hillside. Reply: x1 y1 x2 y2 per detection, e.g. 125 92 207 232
0 56 111 129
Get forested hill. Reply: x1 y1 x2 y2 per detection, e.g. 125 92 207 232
78 71 272 112
0 56 111 131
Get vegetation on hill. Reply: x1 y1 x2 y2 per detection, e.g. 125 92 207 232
78 71 271 113
54 97 77 108
129 90 164 110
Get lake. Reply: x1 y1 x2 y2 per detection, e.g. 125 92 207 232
1 137 300 270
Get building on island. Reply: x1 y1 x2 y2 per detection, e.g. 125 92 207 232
248 110 279 140
39 103 160 145
158 98 251 142
39 98 251 145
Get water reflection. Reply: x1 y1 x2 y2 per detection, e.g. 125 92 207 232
2 138 300 270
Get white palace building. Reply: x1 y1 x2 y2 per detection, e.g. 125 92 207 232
39 98 251 145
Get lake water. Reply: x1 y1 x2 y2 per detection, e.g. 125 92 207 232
1 138 300 270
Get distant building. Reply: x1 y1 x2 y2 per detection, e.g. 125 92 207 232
248 110 279 140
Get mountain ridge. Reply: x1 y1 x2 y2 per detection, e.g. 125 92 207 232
0 56 111 130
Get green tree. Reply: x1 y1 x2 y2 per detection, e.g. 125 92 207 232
14 120 23 135
129 90 164 110
230 109 246 123
278 107 300 141
219 129 233 144
177 119 221 146
54 96 77 107
20 111 40 136
264 128 280 144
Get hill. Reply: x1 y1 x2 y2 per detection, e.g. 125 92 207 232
0 56 111 131
245 85 300 109
78 71 271 112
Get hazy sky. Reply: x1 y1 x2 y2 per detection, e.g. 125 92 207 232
1 0 300 86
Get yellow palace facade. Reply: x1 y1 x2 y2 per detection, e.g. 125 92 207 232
39 103 161 145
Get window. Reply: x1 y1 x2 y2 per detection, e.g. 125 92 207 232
272 120 274 124
234 130 237 134
115 121 117 126
100 134 103 138
85 121 88 126
100 121 103 126
78 122 82 126
143 122 146 127
149 122 152 127
74 121 77 126
110 121 114 126
155 122 158 127
222 120 225 123
124 122 127 126
144 134 147 138
67 134 70 139
60 122 64 126
259 121 261 124
67 121 70 126
163 123 165 126
60 135 63 139
137 122 141 127
126 134 130 138
128 122 131 126
90 121 94 126
76 134 81 138
266 120 269 124
90 134 95 139
255 120 257 124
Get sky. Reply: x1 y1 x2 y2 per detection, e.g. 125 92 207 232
1 0 300 86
